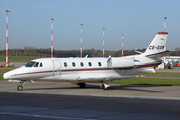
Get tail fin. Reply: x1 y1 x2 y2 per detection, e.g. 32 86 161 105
144 32 168 56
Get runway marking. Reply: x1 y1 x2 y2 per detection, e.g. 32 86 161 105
0 112 97 120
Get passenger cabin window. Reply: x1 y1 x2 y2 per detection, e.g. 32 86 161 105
64 62 67 67
33 62 39 67
80 62 84 67
40 63 43 67
98 62 102 66
88 62 92 67
72 62 75 67
25 61 35 67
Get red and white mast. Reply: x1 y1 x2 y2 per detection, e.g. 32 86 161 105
6 10 10 64
164 15 167 32
122 34 124 57
80 24 83 58
103 28 105 57
51 18 54 58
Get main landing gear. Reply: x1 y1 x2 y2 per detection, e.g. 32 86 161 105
78 83 86 88
100 81 110 90
78 82 110 90
17 80 26 91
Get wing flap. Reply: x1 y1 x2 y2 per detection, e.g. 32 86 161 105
137 67 155 73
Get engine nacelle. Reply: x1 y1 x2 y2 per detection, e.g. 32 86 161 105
107 57 134 69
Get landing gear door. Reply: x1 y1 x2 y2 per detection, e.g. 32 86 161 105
53 60 61 78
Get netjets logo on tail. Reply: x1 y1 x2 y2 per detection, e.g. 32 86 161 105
149 46 165 50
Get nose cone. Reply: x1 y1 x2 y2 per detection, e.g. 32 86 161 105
3 72 10 79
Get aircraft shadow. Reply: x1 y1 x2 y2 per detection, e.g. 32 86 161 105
25 83 163 93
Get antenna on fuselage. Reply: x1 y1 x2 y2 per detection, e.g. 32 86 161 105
84 55 88 58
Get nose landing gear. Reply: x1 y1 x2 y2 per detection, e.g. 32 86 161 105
17 80 26 91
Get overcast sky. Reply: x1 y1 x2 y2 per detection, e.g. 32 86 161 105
0 0 180 51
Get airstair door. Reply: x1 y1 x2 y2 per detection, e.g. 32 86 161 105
53 60 61 78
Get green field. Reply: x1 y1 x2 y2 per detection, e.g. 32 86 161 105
0 56 43 62
0 68 14 72
138 72 180 76
109 78 180 86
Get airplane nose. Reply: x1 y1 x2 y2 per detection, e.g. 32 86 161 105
3 72 9 79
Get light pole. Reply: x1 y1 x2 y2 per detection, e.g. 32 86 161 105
122 34 124 57
51 18 54 58
6 9 10 65
103 28 105 57
80 24 83 58
164 15 167 32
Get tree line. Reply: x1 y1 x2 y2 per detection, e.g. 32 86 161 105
0 46 178 58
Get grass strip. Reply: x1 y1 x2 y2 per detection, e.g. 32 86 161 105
0 74 4 80
109 78 180 86
0 68 15 73
138 72 180 76
0 56 42 62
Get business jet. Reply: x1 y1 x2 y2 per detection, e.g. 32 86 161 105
3 32 173 91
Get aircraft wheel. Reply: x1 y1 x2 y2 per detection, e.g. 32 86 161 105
102 84 109 90
17 85 23 91
78 83 86 88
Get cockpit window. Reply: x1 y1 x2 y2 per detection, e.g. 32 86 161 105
25 61 36 67
40 63 43 67
33 62 39 67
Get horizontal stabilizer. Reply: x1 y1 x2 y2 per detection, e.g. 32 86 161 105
146 50 174 58
134 51 143 55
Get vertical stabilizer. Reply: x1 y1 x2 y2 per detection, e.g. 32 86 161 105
144 32 168 56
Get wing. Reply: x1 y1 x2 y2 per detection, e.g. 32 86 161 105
76 75 140 82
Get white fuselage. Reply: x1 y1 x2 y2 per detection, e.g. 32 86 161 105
3 55 158 83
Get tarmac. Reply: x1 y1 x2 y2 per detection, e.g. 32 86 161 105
0 81 180 120
156 67 180 73
1 81 180 100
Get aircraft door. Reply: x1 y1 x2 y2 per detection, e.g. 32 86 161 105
53 60 61 77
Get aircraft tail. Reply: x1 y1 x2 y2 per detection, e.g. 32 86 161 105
143 32 173 57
